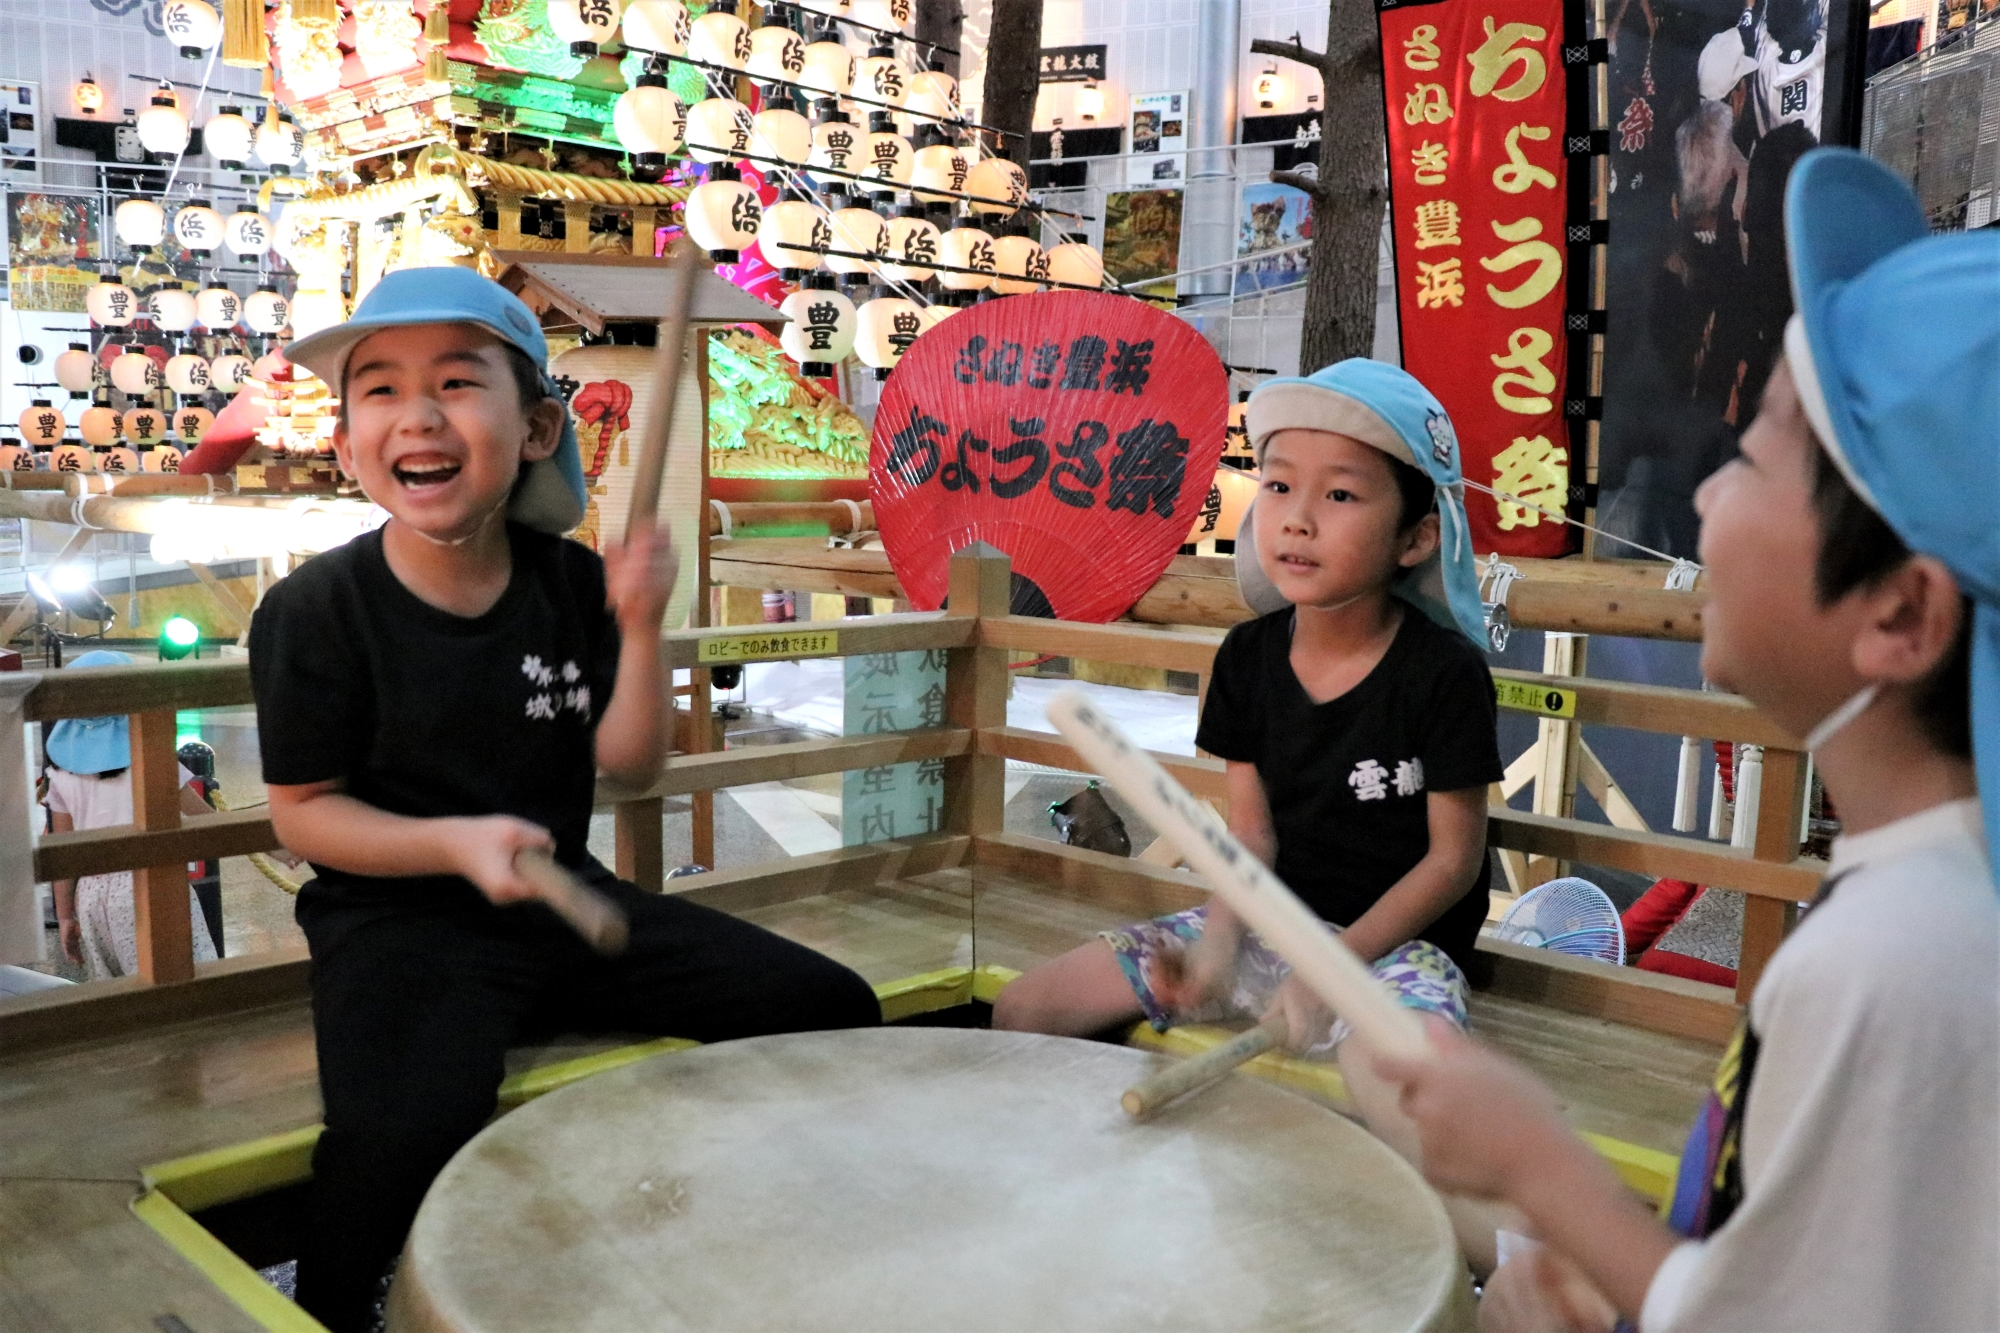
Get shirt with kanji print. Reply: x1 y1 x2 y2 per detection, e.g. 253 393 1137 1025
249 522 620 913
1194 601 1503 975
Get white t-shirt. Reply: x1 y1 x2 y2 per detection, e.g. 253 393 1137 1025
44 764 201 873
1642 799 2000 1333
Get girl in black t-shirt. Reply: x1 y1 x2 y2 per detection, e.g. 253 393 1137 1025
993 359 1512 1270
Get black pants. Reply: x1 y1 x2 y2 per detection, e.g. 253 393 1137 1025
293 879 880 1332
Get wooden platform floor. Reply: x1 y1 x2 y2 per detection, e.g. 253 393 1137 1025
1 868 1719 1332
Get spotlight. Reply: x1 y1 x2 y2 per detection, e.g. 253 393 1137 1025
159 615 202 661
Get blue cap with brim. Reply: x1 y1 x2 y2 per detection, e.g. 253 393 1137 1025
45 650 135 774
284 267 586 535
1784 147 2000 879
1232 358 1488 646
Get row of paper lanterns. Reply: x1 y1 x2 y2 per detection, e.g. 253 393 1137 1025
113 197 272 257
16 399 214 450
88 274 291 335
128 81 306 172
1 436 194 474
58 341 259 398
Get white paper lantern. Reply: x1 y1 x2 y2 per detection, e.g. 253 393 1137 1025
937 223 994 291
800 40 852 96
612 77 685 175
254 111 304 172
684 97 752 164
880 210 939 283
118 406 165 447
196 282 242 329
172 200 224 252
851 0 912 30
87 276 138 326
143 442 189 472
224 209 272 257
289 288 346 339
54 344 97 393
686 8 750 69
825 204 885 275
111 350 162 394
904 69 956 122
210 353 253 393
683 170 761 259
619 0 689 54
115 198 167 249
165 351 212 394
858 50 908 106
162 0 222 57
777 281 856 372
746 24 804 84
965 156 1027 218
862 121 911 190
749 107 811 166
174 404 214 442
757 197 830 271
0 443 34 472
244 285 290 334
149 286 198 332
807 116 861 185
909 142 968 204
137 85 190 156
53 442 99 472
17 401 65 448
1044 241 1104 291
854 294 921 376
78 405 119 448
993 234 1047 294
547 0 621 55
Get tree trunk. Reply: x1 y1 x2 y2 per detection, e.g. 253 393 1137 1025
1257 0 1387 373
915 0 963 82
982 0 1043 168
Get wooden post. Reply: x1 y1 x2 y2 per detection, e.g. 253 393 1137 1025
632 205 657 258
564 199 593 255
689 333 716 870
1735 746 1808 1003
129 708 194 984
1528 632 1588 884
940 544 1010 837
615 798 666 891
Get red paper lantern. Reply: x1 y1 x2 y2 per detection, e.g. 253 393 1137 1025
870 291 1227 623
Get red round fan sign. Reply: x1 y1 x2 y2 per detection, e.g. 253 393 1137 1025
871 291 1228 623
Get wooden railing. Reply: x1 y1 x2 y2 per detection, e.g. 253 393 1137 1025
4 548 1807 1044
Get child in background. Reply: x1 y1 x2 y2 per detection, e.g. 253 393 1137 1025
1379 149 1998 1332
44 648 219 979
257 269 880 1332
995 360 1512 1267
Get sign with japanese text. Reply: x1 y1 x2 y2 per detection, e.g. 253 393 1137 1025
1492 676 1576 718
1379 0 1574 556
871 291 1229 624
697 629 840 664
842 648 949 846
1038 45 1108 82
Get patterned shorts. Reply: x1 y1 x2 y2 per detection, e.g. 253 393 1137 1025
1100 906 1469 1057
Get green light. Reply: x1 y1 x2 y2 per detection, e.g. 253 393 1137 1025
160 616 201 661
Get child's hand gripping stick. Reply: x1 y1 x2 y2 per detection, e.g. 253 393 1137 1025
1043 689 1433 1068
1121 1013 1287 1119
512 848 630 956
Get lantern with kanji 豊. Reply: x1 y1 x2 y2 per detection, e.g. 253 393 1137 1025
778 276 856 376
17 400 65 448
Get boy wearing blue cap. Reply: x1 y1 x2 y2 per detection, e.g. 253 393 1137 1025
254 268 880 1331
995 359 1508 1255
1376 149 1998 1332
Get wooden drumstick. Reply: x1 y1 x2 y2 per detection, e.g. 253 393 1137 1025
1122 1014 1287 1119
514 848 630 955
1044 689 1432 1065
626 243 701 531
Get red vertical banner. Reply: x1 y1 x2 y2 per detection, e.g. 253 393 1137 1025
1380 0 1575 557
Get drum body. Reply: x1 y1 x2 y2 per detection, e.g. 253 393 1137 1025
389 1028 1473 1333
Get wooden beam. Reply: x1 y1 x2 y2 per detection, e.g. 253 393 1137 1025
597 727 972 804
1491 808 1824 902
0 947 311 1055
34 807 278 883
129 709 194 985
668 833 971 915
1493 669 1800 748
977 614 1223 675
1735 746 1811 1002
660 611 969 670
1477 936 1738 1045
22 660 252 723
1578 742 1650 833
976 725 1230 802
614 797 665 892
941 547 1010 838
707 555 903 600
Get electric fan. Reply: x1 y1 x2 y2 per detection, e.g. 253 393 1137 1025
1494 877 1626 965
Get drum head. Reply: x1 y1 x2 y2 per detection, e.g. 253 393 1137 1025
391 1028 1471 1333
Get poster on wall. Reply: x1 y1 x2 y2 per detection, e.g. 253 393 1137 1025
1235 180 1313 293
1126 91 1188 185
0 82 43 183
841 649 948 847
1593 0 1867 555
1102 189 1184 303
1378 0 1576 556
5 190 102 312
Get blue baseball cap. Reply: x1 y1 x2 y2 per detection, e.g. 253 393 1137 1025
285 267 586 535
45 650 135 775
1783 147 2000 872
1233 358 1488 645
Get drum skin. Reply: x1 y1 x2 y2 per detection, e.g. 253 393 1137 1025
388 1028 1474 1333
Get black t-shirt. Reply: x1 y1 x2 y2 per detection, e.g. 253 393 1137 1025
249 522 620 911
1194 601 1503 974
